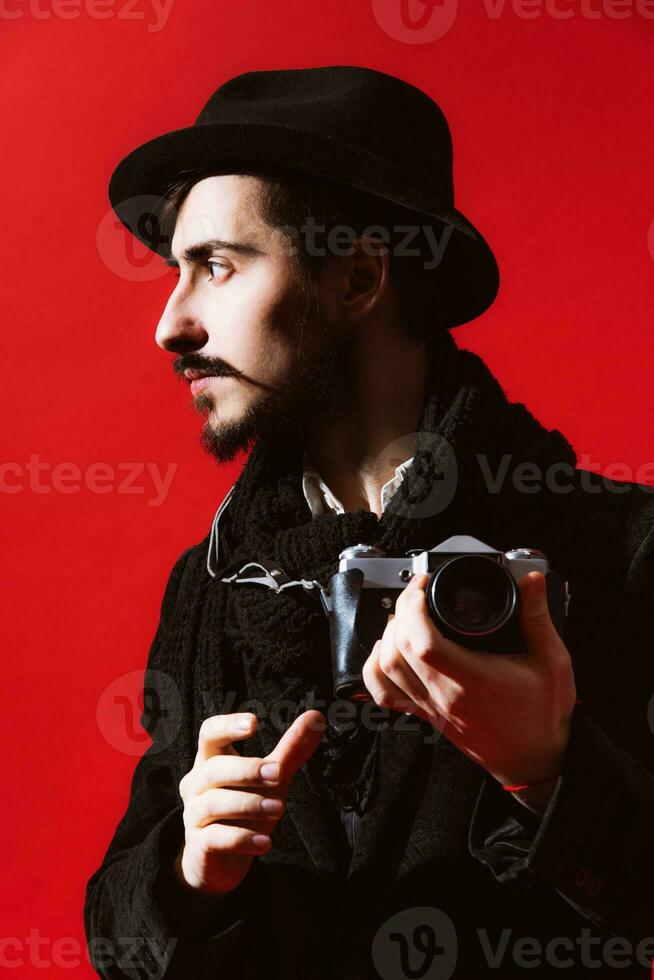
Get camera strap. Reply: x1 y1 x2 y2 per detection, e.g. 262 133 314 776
206 485 331 612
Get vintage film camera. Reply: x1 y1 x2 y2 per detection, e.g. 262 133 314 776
321 535 569 701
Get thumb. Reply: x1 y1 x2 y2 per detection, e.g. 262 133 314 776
265 710 326 782
519 571 559 656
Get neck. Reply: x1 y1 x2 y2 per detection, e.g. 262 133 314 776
304 324 432 517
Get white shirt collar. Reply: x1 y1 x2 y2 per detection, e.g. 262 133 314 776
301 451 414 516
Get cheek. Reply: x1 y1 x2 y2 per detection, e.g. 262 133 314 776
214 273 302 378
238 320 294 385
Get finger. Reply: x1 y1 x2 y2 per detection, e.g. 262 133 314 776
383 573 428 629
399 584 485 683
195 822 273 856
191 754 282 795
264 710 327 783
395 573 430 614
377 617 459 727
188 788 285 830
362 639 418 713
195 713 258 764
378 618 432 710
519 571 567 662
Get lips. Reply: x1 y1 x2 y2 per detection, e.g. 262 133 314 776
183 368 217 382
189 375 223 396
182 367 234 397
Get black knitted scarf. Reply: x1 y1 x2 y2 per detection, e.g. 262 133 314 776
165 329 578 818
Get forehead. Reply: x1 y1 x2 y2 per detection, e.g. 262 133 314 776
170 174 270 255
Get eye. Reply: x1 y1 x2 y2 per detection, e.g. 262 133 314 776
208 259 231 281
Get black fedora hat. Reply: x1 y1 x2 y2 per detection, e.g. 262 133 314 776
108 65 499 328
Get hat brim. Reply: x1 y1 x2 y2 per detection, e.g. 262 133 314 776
108 122 499 328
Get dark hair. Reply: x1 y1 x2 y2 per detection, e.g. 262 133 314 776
159 166 451 339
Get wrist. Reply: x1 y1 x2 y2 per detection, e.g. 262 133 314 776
493 737 568 794
156 846 234 940
173 847 231 904
503 774 560 815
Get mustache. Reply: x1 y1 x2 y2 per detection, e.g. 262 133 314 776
172 353 242 380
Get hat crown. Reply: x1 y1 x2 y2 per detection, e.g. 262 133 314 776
196 66 454 203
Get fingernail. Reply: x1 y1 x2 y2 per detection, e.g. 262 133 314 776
260 762 279 780
252 834 270 849
236 715 253 731
260 797 283 814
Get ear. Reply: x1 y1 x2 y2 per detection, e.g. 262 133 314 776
326 236 391 325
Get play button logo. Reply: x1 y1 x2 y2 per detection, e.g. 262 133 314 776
372 906 458 979
372 0 459 43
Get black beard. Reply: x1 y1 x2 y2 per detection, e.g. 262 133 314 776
177 275 358 464
195 330 357 463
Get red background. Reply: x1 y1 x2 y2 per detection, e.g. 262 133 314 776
2 2 654 974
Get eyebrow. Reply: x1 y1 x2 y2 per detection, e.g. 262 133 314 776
165 239 264 267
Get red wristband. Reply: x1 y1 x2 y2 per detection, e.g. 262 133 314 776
501 774 559 792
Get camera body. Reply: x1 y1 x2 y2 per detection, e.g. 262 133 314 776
322 535 569 701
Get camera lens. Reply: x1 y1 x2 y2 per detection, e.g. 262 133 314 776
427 556 517 636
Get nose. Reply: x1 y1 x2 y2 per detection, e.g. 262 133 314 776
155 294 209 353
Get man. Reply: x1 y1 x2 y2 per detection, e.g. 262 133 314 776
85 66 654 979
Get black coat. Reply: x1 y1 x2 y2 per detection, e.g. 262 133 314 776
84 343 654 979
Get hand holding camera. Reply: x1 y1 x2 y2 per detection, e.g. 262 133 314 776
364 567 577 790
322 536 577 790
